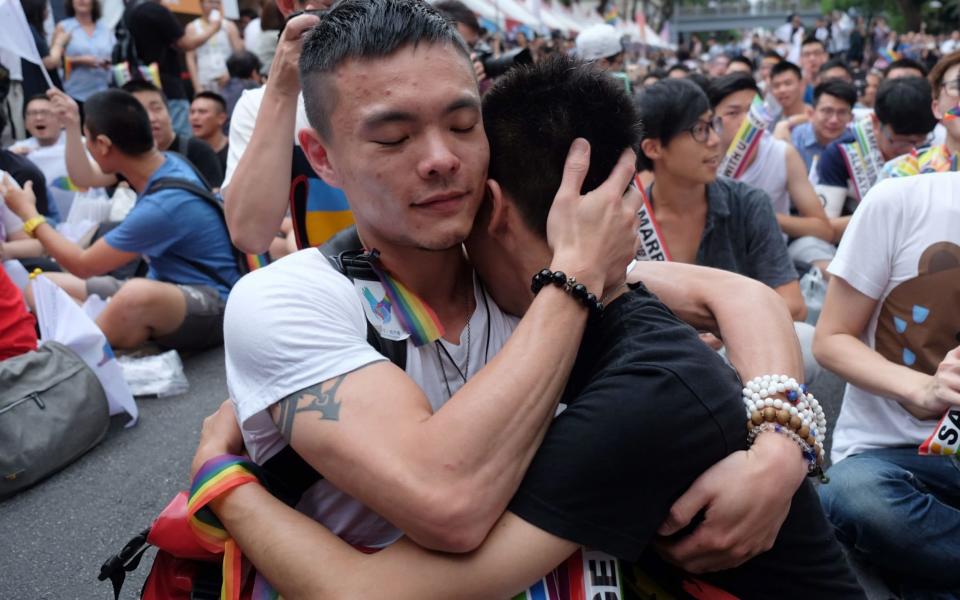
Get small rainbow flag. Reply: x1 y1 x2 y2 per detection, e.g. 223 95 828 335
63 56 73 82
52 175 80 192
368 261 444 346
245 253 270 271
945 106 960 122
877 47 900 66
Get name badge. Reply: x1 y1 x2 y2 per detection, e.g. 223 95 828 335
353 279 410 342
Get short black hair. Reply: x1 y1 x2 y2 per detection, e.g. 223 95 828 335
65 0 101 21
121 80 168 104
762 49 783 62
23 94 50 118
433 0 480 35
483 55 642 237
193 91 227 113
666 63 689 76
707 72 759 108
818 57 852 79
729 55 754 72
801 37 826 51
685 72 710 94
883 57 928 78
636 78 710 170
770 60 802 81
83 90 154 155
813 78 856 108
300 0 470 139
239 7 258 18
875 77 938 135
227 50 262 79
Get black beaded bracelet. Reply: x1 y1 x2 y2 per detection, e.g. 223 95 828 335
531 269 604 317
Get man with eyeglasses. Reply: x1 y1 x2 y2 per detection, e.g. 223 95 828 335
800 38 829 105
791 79 858 172
815 77 937 242
635 79 818 380
884 52 960 178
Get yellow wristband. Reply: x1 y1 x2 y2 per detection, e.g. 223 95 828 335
22 215 47 238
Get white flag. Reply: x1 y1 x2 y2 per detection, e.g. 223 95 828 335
0 0 55 88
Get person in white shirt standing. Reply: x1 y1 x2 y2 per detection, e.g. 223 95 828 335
814 173 960 598
186 0 244 93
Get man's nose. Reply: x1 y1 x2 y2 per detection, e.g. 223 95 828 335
417 132 461 179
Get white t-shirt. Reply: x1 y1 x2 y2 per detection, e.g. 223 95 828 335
243 18 261 54
191 20 232 87
224 248 518 548
10 132 80 218
739 133 790 216
828 172 960 462
222 86 310 191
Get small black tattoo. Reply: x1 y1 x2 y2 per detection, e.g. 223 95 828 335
274 375 347 442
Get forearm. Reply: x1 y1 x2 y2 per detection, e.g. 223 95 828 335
64 125 116 188
814 331 933 418
179 23 218 51
223 87 297 253
776 213 833 241
829 215 850 243
1 238 44 259
32 222 95 277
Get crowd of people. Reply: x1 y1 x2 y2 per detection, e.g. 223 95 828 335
1 0 958 598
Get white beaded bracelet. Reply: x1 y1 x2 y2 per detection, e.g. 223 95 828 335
741 374 827 472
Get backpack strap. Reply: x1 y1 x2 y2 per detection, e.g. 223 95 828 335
141 176 237 290
317 226 408 370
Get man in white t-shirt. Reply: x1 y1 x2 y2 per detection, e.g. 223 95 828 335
813 173 960 597
211 0 823 591
10 95 77 218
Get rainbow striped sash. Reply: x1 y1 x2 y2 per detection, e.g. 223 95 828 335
367 261 445 346
718 95 770 180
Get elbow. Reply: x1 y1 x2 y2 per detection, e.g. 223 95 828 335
789 301 807 322
812 326 833 368
406 487 494 553
224 198 275 255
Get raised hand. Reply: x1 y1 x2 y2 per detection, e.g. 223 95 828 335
270 13 322 98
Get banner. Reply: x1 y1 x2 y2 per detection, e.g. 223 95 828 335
718 95 770 179
514 548 625 600
633 174 670 262
838 117 883 201
32 275 138 426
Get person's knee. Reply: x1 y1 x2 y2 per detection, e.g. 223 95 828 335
109 279 183 323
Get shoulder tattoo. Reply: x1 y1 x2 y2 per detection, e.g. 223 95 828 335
273 374 347 443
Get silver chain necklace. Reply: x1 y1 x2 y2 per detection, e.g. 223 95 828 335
434 286 472 399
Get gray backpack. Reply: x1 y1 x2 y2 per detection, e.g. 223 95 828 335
0 341 110 500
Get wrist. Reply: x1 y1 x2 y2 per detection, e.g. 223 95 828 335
751 430 807 488
548 255 603 297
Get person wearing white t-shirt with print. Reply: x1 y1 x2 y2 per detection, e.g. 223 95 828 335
813 172 960 598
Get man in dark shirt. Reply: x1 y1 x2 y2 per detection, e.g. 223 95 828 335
191 54 863 599
123 0 224 137
189 91 229 175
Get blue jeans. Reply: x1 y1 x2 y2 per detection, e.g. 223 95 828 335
819 447 960 599
167 98 191 139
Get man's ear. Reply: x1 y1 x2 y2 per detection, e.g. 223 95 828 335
640 138 663 162
484 178 510 236
299 128 341 187
94 134 113 158
931 98 944 120
275 0 297 17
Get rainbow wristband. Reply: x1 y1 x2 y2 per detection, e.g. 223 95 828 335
187 454 263 600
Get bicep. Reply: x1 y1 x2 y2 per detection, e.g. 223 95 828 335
785 148 827 217
816 275 877 339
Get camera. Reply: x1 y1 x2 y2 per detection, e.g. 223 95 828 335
474 44 533 79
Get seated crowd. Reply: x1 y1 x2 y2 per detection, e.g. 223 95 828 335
1 0 958 598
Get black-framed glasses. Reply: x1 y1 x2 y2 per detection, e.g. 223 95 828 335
687 116 723 144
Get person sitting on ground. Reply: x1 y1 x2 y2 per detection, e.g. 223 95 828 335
189 91 229 174
10 94 82 219
788 79 857 172
800 37 829 103
219 50 262 128
0 262 37 361
48 83 224 189
813 171 960 599
636 78 822 382
883 56 927 80
725 55 754 76
770 60 810 134
884 51 960 177
815 77 937 244
3 99 57 224
818 57 854 83
666 63 689 78
1 89 240 351
190 47 864 599
707 73 833 253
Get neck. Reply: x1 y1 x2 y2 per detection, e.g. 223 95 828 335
76 12 93 24
157 132 174 152
650 167 709 214
204 130 227 151
38 136 59 147
122 151 167 193
783 101 805 117
364 233 475 341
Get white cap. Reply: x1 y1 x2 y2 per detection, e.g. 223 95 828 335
576 24 622 61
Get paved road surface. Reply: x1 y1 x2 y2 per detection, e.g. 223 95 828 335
0 346 854 600
1 348 227 600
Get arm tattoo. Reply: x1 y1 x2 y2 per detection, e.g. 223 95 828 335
274 374 347 443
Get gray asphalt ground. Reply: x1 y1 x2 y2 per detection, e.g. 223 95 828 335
0 348 860 600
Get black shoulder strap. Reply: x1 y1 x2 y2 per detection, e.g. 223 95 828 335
318 226 408 370
142 176 237 289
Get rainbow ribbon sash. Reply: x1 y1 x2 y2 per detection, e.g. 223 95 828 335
633 174 671 262
885 144 960 178
718 95 769 179
920 408 960 455
368 261 445 346
838 117 883 201
187 455 263 600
